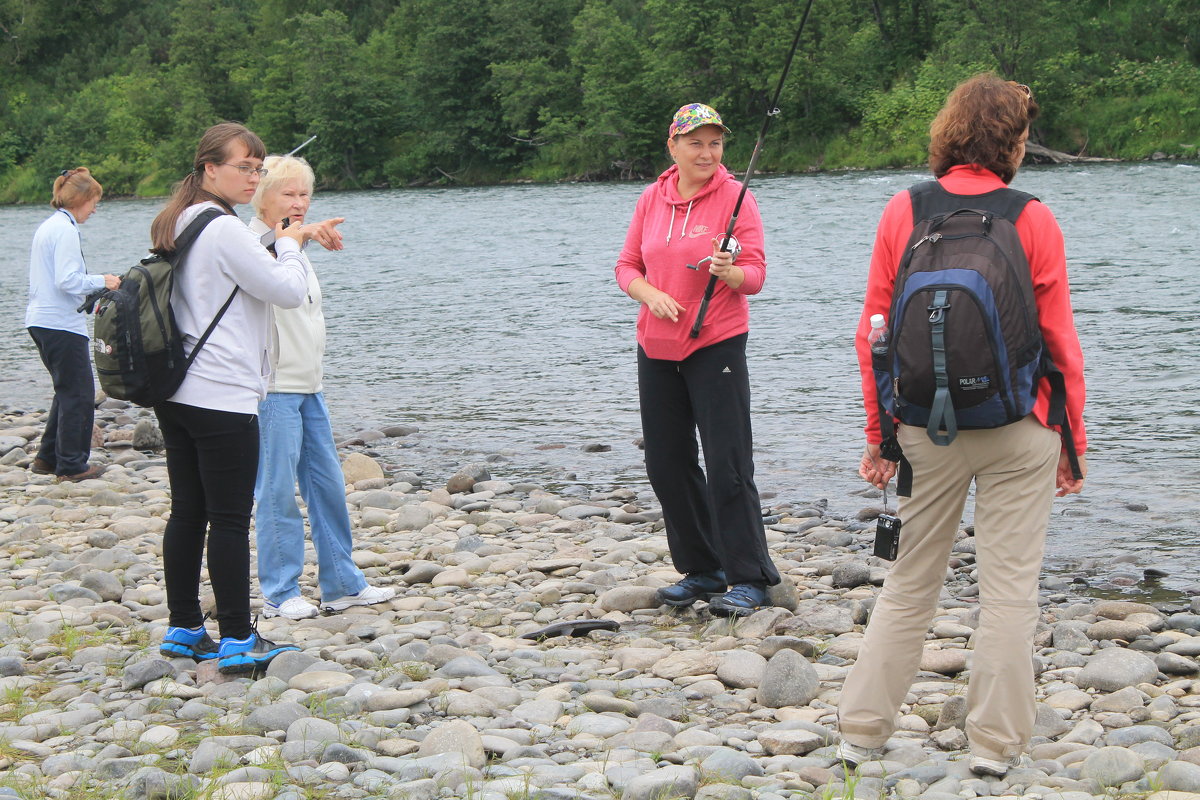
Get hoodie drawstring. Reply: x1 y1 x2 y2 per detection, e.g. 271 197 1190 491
665 200 695 246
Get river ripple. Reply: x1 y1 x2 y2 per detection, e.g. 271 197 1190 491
1 163 1196 588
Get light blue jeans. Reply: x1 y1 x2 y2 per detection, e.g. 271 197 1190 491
254 392 367 604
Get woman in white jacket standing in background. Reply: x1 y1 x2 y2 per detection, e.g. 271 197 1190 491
250 155 394 621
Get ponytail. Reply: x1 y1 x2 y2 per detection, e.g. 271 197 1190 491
51 167 102 211
150 171 208 255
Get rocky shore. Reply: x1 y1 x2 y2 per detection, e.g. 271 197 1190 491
0 400 1198 800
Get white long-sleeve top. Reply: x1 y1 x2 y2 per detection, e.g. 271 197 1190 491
25 208 106 336
248 217 325 393
167 202 309 414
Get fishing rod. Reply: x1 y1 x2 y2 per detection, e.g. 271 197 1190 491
287 135 317 157
690 0 816 338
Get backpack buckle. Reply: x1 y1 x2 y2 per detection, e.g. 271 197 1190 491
927 299 949 324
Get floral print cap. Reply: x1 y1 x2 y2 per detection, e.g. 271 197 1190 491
668 103 730 137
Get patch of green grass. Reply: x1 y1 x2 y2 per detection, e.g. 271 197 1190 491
399 661 431 681
47 620 119 658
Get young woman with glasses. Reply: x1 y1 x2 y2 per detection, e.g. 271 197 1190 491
150 122 343 675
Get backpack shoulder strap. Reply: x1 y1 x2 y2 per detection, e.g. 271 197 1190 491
167 207 238 366
166 208 227 265
909 180 1037 225
185 287 240 368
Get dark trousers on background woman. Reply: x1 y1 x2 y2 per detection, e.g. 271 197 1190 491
28 326 94 475
155 401 259 641
637 333 780 587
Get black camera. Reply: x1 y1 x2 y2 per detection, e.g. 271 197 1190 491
259 216 292 252
874 512 901 560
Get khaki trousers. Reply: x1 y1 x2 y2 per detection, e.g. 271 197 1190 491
838 415 1060 760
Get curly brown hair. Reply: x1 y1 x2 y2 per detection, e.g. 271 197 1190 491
929 74 1040 184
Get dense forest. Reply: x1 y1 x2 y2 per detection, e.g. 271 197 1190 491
1 0 1198 202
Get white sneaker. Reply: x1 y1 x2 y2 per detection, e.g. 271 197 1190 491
262 596 319 620
322 585 396 613
836 740 885 769
969 754 1021 777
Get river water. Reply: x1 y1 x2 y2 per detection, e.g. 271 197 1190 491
2 164 1197 592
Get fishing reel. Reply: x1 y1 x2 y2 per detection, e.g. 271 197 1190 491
686 233 742 270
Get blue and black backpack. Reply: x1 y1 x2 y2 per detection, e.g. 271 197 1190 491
874 181 1081 492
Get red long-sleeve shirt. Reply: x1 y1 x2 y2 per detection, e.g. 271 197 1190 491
857 165 1087 454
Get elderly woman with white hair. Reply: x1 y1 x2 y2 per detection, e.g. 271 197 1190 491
249 155 394 620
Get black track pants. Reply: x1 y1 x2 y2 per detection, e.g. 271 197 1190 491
155 401 259 640
637 333 779 587
28 327 94 475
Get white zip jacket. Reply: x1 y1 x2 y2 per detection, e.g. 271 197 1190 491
167 202 309 414
248 217 324 393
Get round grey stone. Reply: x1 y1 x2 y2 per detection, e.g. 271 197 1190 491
80 570 124 601
1078 746 1145 787
716 649 767 689
1104 724 1174 748
437 656 500 678
265 651 321 682
132 419 164 450
287 716 340 744
1155 652 1199 675
86 530 120 549
622 765 699 800
1075 647 1159 691
700 748 764 781
779 600 855 636
122 658 176 691
831 562 872 589
757 648 819 708
1168 613 1200 632
245 702 311 736
47 582 102 602
321 742 370 764
417 719 485 769
1159 760 1200 792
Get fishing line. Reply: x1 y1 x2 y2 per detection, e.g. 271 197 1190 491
690 0 817 338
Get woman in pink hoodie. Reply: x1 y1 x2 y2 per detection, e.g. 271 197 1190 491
614 103 780 617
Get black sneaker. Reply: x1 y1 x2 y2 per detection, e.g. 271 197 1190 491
708 582 767 617
217 632 299 675
160 625 219 661
655 570 727 608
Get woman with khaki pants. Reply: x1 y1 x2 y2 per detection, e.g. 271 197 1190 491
836 74 1088 778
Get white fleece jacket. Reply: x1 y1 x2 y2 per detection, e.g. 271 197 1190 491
167 202 309 414
248 217 325 394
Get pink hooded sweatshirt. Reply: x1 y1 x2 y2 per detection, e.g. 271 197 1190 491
615 163 766 361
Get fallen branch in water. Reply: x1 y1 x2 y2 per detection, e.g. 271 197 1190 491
1026 141 1118 164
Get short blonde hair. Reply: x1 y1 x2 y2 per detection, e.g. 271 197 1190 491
51 167 102 210
251 155 316 216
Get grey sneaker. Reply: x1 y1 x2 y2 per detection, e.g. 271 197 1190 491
836 740 884 769
969 754 1021 777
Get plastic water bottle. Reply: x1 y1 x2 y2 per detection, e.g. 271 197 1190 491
868 313 888 371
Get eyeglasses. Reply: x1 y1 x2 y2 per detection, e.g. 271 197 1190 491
221 163 269 178
1014 83 1032 98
